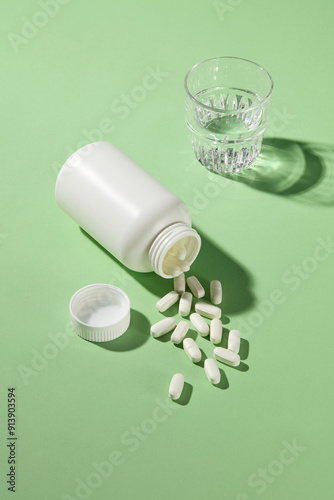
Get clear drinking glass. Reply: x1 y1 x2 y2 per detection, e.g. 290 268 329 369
184 57 273 174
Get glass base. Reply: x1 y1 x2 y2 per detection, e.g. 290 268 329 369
191 134 263 174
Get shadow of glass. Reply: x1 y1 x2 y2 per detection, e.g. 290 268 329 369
220 138 334 206
80 229 254 315
175 382 193 406
95 309 149 351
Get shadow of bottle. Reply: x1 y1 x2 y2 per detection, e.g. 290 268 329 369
80 229 254 315
219 138 334 206
190 232 254 315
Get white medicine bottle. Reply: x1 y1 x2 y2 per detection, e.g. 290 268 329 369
55 142 201 278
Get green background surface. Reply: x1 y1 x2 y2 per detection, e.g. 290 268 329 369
1 1 334 499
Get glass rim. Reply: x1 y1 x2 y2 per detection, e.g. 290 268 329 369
184 56 274 115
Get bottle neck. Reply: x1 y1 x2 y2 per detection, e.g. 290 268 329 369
148 223 201 278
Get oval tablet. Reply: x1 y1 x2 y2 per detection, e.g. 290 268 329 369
186 276 205 299
183 338 201 363
173 245 187 260
155 291 179 313
204 358 221 384
195 301 221 319
190 312 209 336
210 318 222 344
163 262 181 277
163 251 190 275
169 373 184 400
213 347 240 367
210 280 222 305
150 317 176 338
171 321 189 344
228 329 240 353
179 292 192 317
174 273 185 294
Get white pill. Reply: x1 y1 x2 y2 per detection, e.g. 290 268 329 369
174 256 190 273
179 292 192 317
213 347 240 367
166 254 183 266
210 280 222 305
228 329 241 353
163 261 181 277
174 273 185 294
186 276 205 298
164 253 190 275
155 291 179 312
183 338 202 363
169 373 184 400
210 318 222 344
195 301 221 319
150 317 176 338
171 320 189 344
190 312 209 336
173 245 187 260
204 358 221 385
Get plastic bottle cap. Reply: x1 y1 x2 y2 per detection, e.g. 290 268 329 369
69 284 131 342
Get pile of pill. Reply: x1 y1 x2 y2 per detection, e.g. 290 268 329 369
150 275 243 401
162 242 191 276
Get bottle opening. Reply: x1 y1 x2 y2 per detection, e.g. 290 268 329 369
149 223 201 279
162 235 199 276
